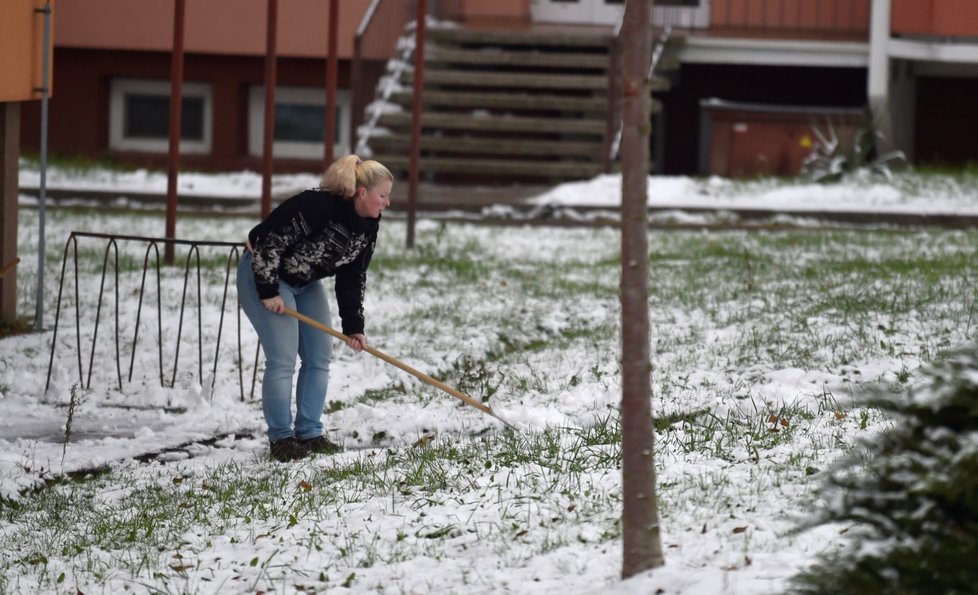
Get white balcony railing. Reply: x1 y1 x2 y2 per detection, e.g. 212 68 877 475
654 0 712 29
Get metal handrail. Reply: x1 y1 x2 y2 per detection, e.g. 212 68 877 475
351 0 414 151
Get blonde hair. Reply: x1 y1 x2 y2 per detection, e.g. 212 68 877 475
321 154 393 198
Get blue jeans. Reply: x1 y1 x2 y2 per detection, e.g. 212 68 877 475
237 251 333 443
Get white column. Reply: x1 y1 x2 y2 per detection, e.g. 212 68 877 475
868 0 894 153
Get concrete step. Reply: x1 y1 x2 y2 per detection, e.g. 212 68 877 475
376 111 607 135
388 89 610 113
370 134 604 159
426 46 610 70
408 68 610 91
373 154 608 179
428 27 613 50
361 25 626 184
409 68 670 93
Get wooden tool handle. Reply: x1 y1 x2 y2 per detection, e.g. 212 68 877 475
0 257 20 280
282 307 496 416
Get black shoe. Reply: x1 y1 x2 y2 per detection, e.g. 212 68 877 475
269 436 309 462
302 435 343 455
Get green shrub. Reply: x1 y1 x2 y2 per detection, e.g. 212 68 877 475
794 346 978 594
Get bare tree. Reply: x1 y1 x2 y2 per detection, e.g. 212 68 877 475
619 0 664 579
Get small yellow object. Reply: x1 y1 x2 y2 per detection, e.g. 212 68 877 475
800 135 813 149
412 435 435 448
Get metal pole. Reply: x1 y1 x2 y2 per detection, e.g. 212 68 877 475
325 0 339 166
34 1 52 331
261 0 279 219
407 0 426 249
165 0 186 265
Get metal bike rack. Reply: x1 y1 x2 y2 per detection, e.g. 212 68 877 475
45 231 260 401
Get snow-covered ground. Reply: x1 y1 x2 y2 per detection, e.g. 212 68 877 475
2 164 978 594
17 162 978 215
528 172 978 215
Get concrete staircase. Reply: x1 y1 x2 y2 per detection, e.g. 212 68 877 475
362 26 654 184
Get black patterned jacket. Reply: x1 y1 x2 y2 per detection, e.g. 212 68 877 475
247 189 379 336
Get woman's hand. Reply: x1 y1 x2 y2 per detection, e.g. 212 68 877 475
262 296 285 314
347 333 367 353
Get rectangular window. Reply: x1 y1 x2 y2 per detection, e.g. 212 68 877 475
275 103 328 143
109 79 212 154
248 86 351 160
123 95 204 141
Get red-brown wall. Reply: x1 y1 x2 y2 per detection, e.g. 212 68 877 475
892 0 978 37
710 0 870 37
19 48 353 172
54 0 371 59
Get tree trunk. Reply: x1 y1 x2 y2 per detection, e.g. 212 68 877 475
620 0 664 579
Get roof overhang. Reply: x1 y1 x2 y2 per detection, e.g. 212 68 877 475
679 36 870 68
888 37 978 63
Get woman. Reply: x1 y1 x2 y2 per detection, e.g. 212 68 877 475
237 154 393 462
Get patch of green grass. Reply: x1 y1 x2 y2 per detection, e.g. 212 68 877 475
8 210 978 591
360 386 405 403
20 152 144 175
794 346 978 594
1 423 627 590
324 400 346 414
652 408 709 433
910 161 978 178
0 316 36 339
373 239 488 284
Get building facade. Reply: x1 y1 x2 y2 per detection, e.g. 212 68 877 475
17 0 978 177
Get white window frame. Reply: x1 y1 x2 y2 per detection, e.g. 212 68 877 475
653 0 710 29
248 85 351 160
532 0 708 28
109 78 213 154
532 0 624 26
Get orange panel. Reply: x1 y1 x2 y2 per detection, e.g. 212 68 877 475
0 0 53 102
